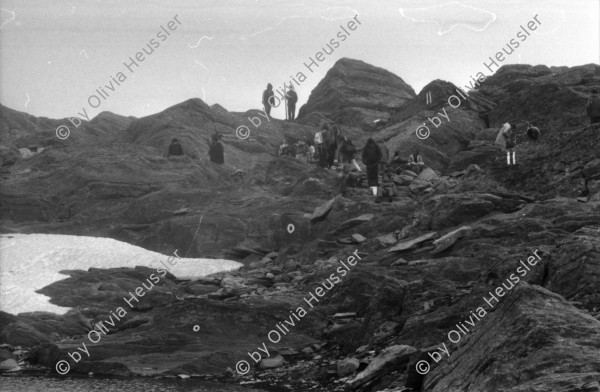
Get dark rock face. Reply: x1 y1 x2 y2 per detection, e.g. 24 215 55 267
1 58 600 390
297 58 416 128
424 284 600 392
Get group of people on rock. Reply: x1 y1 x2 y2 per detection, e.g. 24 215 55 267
165 87 600 173
495 121 541 166
262 83 298 120
493 89 600 166
167 133 225 164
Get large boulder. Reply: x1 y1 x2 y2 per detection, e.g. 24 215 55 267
297 58 416 126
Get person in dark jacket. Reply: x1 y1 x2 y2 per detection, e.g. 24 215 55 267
285 85 298 120
526 122 541 141
167 138 184 158
587 88 600 124
331 124 342 162
361 138 382 192
208 133 224 164
379 142 390 175
327 138 337 168
340 138 361 172
262 83 275 117
318 124 330 168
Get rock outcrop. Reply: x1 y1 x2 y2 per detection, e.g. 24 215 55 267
1 58 600 391
298 58 416 129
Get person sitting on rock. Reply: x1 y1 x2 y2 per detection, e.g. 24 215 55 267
379 142 390 176
587 88 600 124
408 149 425 174
361 138 382 196
339 164 362 196
390 151 408 174
167 138 184 158
208 133 224 164
295 141 307 160
376 170 397 203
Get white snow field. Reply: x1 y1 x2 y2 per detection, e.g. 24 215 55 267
0 234 242 315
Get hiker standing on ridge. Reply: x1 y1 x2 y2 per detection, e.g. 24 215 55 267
167 138 184 158
208 133 224 164
587 88 600 124
361 138 382 197
262 83 275 117
285 85 298 121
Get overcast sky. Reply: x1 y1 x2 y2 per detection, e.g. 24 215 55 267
0 0 598 121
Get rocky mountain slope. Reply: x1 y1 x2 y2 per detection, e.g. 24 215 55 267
1 58 599 391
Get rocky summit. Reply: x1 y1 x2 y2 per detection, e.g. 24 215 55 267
1 57 599 392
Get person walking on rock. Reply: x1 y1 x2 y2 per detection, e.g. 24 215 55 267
208 133 224 164
495 122 516 165
285 85 298 121
262 83 275 117
587 88 600 124
361 138 382 196
167 138 184 158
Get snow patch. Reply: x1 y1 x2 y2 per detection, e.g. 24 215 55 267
0 234 242 315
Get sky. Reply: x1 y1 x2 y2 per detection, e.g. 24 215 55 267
0 0 598 122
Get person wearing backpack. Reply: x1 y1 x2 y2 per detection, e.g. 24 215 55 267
587 88 600 124
376 170 397 203
285 85 298 120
